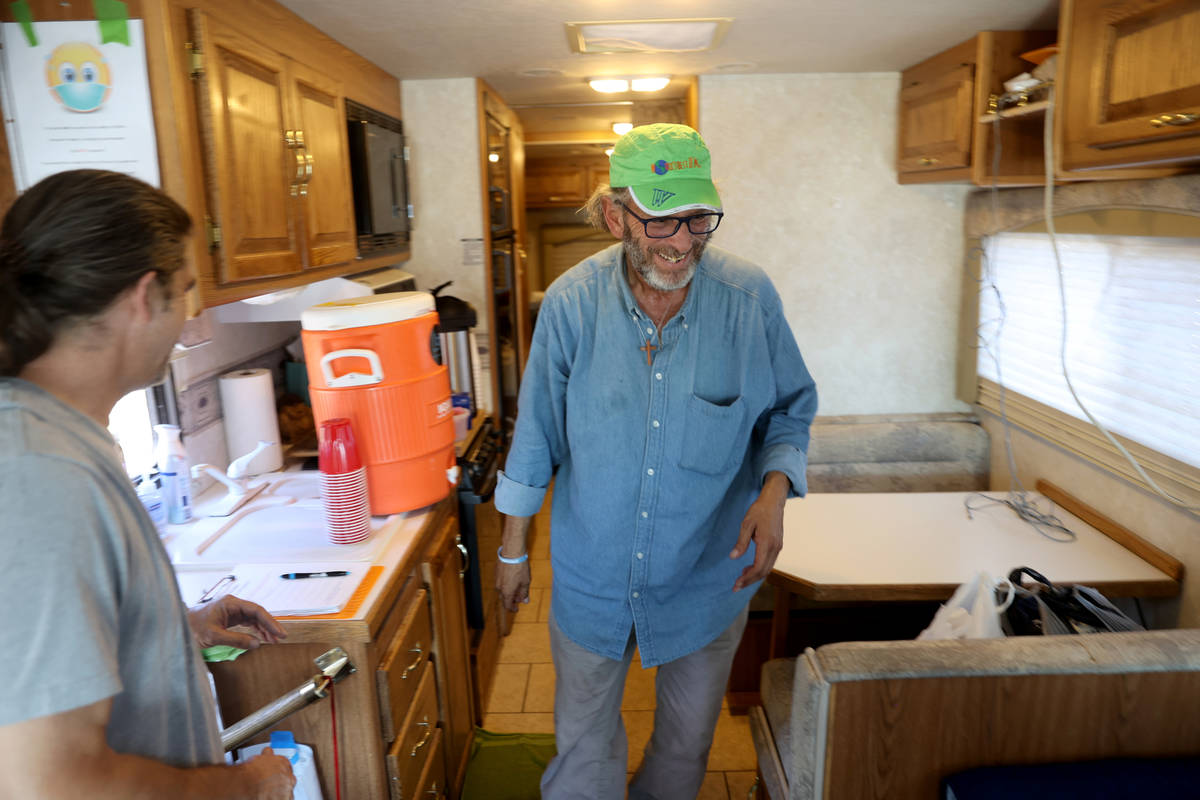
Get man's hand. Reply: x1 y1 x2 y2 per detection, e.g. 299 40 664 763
496 513 534 613
729 471 791 592
187 594 287 651
238 748 297 800
496 560 532 613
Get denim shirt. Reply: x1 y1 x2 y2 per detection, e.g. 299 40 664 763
495 243 818 666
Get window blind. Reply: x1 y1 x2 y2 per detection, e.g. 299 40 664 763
977 231 1200 471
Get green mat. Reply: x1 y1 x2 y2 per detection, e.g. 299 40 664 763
461 728 557 799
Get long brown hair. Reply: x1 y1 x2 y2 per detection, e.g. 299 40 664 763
0 170 192 375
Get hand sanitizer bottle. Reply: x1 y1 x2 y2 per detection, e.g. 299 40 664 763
136 472 167 533
154 424 193 524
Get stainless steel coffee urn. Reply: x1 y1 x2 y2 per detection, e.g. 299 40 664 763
431 282 477 410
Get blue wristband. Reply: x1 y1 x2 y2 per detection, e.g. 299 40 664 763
497 546 529 564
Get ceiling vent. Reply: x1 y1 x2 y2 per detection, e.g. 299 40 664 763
564 19 732 54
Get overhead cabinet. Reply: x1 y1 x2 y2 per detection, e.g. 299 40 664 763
525 158 609 207
1057 0 1200 170
897 31 1057 186
189 11 357 285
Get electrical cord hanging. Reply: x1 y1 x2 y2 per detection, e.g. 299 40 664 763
1039 87 1200 513
967 108 1077 542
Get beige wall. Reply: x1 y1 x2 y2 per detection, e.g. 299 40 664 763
980 411 1200 627
400 78 487 332
699 73 972 416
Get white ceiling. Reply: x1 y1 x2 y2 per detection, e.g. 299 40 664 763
278 0 1058 146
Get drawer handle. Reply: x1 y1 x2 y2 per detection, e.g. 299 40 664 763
1149 113 1199 128
457 537 469 577
401 643 423 679
411 719 433 757
919 156 939 165
426 781 441 797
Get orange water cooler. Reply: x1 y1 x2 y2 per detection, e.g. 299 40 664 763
301 292 456 514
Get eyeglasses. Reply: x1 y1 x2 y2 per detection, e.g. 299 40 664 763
620 205 723 239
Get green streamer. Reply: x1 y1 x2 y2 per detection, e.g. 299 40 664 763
10 1 36 47
92 0 129 46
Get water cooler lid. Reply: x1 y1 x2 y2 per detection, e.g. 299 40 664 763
301 291 435 331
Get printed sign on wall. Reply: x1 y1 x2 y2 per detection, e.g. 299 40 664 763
0 19 160 189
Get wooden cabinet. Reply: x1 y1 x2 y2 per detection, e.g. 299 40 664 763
526 158 609 206
422 507 477 795
189 10 356 285
1058 0 1200 171
898 31 1056 185
207 499 474 800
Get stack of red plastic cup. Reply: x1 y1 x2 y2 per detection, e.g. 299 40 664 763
318 418 371 544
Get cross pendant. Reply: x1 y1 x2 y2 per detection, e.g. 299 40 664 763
640 340 656 365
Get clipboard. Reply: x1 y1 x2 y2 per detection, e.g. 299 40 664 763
177 562 371 616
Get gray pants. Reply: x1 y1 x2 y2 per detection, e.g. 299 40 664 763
540 605 749 800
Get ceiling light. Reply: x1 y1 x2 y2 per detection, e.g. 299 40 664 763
589 78 630 93
566 19 732 54
612 122 633 136
631 77 671 92
488 153 500 163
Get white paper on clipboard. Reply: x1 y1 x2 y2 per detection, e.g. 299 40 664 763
176 562 369 616
0 19 160 189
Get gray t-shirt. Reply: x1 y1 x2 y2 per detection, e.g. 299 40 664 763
0 378 222 766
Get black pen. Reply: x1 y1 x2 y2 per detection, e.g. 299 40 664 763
280 571 351 580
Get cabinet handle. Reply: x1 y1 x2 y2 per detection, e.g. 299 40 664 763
425 781 441 798
410 719 433 757
919 156 939 166
1149 113 1199 128
300 152 314 197
401 643 423 679
456 536 469 578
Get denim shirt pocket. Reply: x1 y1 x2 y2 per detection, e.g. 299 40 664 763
679 394 747 475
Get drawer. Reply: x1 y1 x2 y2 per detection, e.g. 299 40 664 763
377 587 432 742
413 727 446 799
385 659 438 800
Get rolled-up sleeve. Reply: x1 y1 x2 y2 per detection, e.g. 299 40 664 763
493 290 571 518
755 293 818 498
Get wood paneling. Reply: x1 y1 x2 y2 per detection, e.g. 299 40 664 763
824 671 1200 799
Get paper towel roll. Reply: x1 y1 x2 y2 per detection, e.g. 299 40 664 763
219 368 283 475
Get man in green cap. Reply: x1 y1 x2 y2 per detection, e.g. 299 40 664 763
495 123 818 798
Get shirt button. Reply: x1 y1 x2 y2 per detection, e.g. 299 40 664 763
655 372 662 380
647 468 654 476
652 420 660 428
632 591 640 598
683 323 688 329
637 552 644 559
646 327 653 334
641 511 648 518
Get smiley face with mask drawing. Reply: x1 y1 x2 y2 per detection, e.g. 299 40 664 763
45 42 111 113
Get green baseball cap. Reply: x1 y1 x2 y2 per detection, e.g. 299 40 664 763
609 123 722 216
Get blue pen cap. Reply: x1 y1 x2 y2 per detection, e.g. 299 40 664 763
270 730 299 764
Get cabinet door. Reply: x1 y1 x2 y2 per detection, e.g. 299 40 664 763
525 165 589 205
422 512 475 797
189 11 304 282
1060 0 1200 169
898 64 975 174
288 61 359 269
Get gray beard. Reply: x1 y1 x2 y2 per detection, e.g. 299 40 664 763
622 224 705 292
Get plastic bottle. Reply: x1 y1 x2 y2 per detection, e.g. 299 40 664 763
136 472 167 533
236 731 323 800
154 424 193 524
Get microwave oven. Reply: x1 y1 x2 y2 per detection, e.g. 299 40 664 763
346 100 412 254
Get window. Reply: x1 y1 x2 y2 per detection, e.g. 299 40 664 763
108 388 157 478
977 230 1200 497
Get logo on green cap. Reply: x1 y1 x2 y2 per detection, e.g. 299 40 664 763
651 189 676 207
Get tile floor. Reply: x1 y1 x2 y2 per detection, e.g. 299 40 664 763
480 500 760 799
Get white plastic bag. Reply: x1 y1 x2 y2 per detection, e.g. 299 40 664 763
917 571 1014 640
